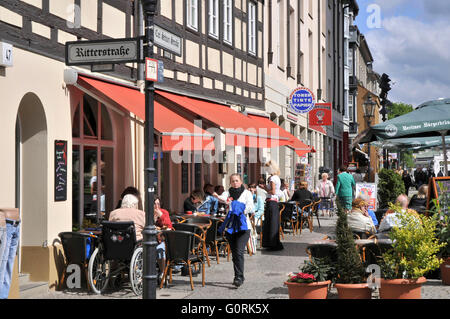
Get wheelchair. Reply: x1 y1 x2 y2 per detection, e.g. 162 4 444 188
87 221 143 295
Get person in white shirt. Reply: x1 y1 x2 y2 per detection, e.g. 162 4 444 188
260 160 284 251
347 198 376 236
315 173 335 216
378 194 420 233
219 174 254 287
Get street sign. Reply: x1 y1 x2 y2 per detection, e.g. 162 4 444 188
157 60 164 83
65 38 140 66
309 103 332 126
154 24 182 57
145 57 158 82
0 42 13 67
289 87 316 114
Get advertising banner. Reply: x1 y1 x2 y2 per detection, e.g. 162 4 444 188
309 103 332 126
356 183 377 211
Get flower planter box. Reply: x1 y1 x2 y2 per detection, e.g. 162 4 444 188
284 280 330 299
379 277 426 299
440 257 450 285
334 283 371 299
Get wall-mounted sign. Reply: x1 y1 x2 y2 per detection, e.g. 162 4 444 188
289 87 316 114
154 24 182 57
65 38 140 66
309 103 332 126
55 140 68 201
0 42 13 67
145 57 158 82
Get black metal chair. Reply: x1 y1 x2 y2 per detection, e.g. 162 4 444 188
159 230 206 290
279 202 298 237
306 241 338 263
296 200 314 234
87 221 143 295
58 232 96 291
173 222 211 267
204 217 223 264
311 199 322 229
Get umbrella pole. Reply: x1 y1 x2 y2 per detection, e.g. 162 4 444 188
441 131 449 176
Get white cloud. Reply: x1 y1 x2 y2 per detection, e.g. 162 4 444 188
365 16 450 106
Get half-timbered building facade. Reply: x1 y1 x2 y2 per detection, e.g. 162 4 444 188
0 0 265 295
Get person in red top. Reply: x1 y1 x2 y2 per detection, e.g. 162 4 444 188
154 196 173 230
153 196 173 283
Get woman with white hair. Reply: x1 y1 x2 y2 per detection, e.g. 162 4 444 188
315 172 335 217
260 160 284 251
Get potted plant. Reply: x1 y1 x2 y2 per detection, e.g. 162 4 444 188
431 195 450 285
284 257 334 299
333 204 372 299
378 203 445 298
377 169 405 209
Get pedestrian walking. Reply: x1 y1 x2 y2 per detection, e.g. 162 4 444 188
335 165 356 211
315 173 335 216
261 160 284 251
402 170 413 196
218 174 254 287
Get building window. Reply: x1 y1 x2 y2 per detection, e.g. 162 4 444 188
248 1 257 55
208 0 219 38
223 0 233 44
187 0 198 31
277 0 284 67
72 94 115 229
348 94 354 122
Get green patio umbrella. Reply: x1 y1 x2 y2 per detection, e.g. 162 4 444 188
371 135 450 151
355 98 450 175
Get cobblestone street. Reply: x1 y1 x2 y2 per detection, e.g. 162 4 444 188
32 215 450 300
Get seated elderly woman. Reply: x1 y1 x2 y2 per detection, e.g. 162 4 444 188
347 198 376 236
378 194 420 233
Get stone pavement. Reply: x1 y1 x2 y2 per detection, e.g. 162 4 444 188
30 214 450 299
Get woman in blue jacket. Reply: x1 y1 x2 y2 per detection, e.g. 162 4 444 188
218 174 254 288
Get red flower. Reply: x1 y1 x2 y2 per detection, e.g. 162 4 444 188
288 272 316 283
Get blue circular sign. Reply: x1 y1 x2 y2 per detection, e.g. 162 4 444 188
289 87 316 114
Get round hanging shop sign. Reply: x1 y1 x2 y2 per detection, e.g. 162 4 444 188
289 87 316 114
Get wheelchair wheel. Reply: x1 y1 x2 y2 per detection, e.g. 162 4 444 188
130 246 143 296
88 247 110 294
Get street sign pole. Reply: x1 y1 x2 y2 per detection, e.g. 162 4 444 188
142 0 158 300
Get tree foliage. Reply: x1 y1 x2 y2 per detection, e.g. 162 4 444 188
377 168 406 208
387 102 413 120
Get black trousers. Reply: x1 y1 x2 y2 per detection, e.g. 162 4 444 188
225 230 251 282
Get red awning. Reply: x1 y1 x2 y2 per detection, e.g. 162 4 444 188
247 115 312 157
76 76 214 151
156 90 291 148
310 125 327 135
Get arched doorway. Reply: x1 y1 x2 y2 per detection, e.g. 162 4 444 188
16 93 48 272
72 93 116 229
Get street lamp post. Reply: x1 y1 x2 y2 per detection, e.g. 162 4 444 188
141 0 158 299
363 93 376 182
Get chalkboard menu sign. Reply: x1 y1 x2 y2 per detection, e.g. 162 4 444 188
427 177 450 215
55 140 68 201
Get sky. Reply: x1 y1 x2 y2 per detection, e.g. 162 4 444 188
354 0 450 107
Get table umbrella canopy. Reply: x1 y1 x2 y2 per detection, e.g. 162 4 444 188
357 98 450 143
354 98 450 175
371 135 450 151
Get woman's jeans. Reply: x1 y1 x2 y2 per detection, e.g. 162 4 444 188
0 220 20 299
225 230 250 282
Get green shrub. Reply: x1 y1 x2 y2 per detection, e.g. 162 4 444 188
377 169 405 209
380 203 445 279
335 204 366 284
